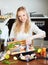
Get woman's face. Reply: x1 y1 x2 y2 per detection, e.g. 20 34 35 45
17 10 28 23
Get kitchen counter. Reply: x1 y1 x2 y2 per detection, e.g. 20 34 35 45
30 16 48 21
0 55 48 65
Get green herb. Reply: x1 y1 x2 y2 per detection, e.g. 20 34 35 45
7 43 15 50
34 47 39 52
2 60 16 65
2 60 10 65
7 42 21 50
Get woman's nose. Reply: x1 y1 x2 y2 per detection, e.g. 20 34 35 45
21 16 24 19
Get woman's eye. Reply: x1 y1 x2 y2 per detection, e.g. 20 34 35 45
23 15 25 16
18 16 20 17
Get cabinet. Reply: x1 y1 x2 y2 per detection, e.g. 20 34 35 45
31 17 48 40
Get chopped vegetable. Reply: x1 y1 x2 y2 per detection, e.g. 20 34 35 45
7 41 21 50
15 42 21 45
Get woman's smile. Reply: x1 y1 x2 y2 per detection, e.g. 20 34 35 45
18 11 27 23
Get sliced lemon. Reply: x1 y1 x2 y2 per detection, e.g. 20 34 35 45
37 48 42 53
5 54 10 59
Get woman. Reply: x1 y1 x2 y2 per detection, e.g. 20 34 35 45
10 6 46 45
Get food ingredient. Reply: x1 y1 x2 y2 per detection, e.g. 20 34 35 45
7 43 15 50
15 41 21 45
7 41 21 50
41 48 46 57
37 48 42 53
13 56 17 60
4 54 10 59
2 60 10 65
2 60 16 65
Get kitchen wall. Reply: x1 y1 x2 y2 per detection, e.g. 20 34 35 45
0 0 48 16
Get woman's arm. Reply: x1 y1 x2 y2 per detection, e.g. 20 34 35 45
30 31 46 40
26 22 46 45
31 22 46 39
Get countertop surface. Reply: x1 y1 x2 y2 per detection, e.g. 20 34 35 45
0 56 48 65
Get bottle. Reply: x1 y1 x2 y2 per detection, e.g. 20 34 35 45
41 48 46 58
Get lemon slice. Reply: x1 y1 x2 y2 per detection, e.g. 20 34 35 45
37 48 42 53
4 54 10 59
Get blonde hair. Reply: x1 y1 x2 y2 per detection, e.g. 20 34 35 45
14 6 30 34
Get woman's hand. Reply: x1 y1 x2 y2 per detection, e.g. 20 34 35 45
26 37 33 45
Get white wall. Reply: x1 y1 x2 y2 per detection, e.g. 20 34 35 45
0 0 48 16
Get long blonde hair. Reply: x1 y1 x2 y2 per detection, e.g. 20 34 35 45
14 6 30 34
